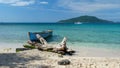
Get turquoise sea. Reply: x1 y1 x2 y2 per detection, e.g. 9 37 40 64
0 23 120 50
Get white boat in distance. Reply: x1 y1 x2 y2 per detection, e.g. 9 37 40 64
74 22 82 24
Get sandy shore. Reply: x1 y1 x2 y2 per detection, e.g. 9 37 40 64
0 49 120 68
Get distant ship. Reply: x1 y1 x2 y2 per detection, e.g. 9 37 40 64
74 22 82 24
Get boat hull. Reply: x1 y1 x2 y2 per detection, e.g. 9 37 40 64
28 30 52 41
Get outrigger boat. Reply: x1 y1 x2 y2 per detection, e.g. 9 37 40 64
28 30 53 41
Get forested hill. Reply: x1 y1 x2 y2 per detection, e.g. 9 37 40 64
58 15 113 23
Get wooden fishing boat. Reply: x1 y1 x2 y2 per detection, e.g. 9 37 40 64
28 30 53 41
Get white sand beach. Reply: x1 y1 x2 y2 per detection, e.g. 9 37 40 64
0 41 120 68
0 49 120 68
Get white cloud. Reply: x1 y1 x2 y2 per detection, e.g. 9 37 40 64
0 0 35 6
68 3 119 12
40 1 48 5
57 0 120 12
0 0 19 4
11 1 34 6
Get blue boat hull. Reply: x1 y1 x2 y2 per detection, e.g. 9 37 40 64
28 30 52 41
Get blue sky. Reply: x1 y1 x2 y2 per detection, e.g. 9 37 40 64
0 0 120 22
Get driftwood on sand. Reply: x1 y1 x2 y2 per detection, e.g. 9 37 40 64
16 48 31 52
16 34 75 55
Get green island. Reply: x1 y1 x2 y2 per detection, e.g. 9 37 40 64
58 15 114 23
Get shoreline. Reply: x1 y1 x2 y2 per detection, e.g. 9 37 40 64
0 43 120 57
0 43 23 53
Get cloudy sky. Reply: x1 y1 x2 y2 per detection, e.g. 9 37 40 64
0 0 120 22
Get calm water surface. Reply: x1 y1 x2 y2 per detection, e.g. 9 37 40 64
0 23 120 49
